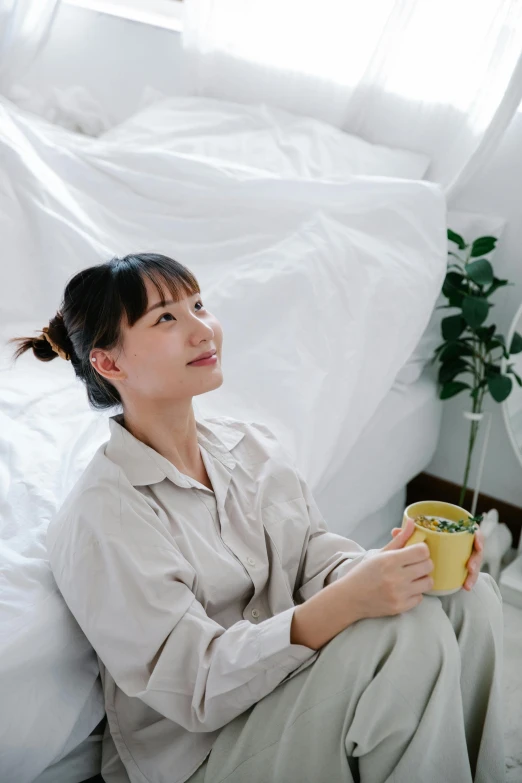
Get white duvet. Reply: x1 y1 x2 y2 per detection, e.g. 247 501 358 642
0 94 447 782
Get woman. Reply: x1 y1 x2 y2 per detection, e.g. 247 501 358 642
11 253 503 783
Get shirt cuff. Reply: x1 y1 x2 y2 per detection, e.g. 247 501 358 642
256 606 317 671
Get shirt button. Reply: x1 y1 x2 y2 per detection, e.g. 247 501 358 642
246 557 256 566
251 609 260 619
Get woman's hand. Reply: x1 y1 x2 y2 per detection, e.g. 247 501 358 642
339 517 435 619
390 525 485 591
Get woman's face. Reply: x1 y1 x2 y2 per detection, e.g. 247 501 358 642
92 276 224 404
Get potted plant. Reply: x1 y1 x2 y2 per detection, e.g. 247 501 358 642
431 229 522 507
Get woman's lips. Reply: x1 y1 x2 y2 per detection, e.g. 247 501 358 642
188 355 218 367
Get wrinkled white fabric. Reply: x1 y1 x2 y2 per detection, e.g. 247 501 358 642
0 96 448 492
100 95 431 178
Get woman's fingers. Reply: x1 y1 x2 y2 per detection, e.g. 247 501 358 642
391 524 485 591
464 546 484 590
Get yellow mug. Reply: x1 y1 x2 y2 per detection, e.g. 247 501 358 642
402 501 476 595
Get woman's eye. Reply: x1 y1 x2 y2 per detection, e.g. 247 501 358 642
156 302 204 324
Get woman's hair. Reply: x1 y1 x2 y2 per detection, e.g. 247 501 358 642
9 253 200 410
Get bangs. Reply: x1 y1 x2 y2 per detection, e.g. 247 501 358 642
115 253 201 328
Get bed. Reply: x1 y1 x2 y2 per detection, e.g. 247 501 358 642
316 365 443 548
0 94 446 782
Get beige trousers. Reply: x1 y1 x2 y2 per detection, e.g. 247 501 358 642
187 572 505 783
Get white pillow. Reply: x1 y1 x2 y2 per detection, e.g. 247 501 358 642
100 95 431 181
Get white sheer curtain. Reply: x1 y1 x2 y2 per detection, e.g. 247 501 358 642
0 0 60 93
183 0 522 199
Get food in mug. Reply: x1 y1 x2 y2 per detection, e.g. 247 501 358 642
413 513 482 534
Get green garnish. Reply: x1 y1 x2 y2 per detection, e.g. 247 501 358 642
414 512 483 534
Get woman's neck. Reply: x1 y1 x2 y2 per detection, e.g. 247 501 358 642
121 401 203 477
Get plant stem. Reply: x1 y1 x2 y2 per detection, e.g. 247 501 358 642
459 315 480 508
459 418 479 507
459 336 488 508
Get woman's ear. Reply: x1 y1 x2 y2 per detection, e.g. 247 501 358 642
90 350 126 380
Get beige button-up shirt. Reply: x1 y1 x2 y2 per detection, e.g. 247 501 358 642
46 412 377 783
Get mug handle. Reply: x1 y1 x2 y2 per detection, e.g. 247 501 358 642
404 528 427 547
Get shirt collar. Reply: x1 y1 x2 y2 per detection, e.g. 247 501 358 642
105 411 245 488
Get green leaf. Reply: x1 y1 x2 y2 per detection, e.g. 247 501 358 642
443 271 466 289
438 359 473 385
443 295 464 310
470 236 497 257
440 381 471 399
442 314 466 341
461 296 489 328
465 258 494 287
484 363 501 378
486 337 509 359
476 324 496 342
487 374 512 402
509 331 522 354
447 229 467 250
513 372 522 388
439 342 475 363
483 278 509 298
442 272 468 308
450 296 466 309
486 339 504 350
482 334 509 359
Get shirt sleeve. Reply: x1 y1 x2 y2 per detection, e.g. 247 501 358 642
47 483 316 735
247 420 382 605
292 466 382 604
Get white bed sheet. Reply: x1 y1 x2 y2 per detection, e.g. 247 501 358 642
100 95 431 180
0 94 447 495
316 366 443 546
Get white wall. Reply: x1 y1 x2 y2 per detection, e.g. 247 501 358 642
18 3 522 507
17 5 189 123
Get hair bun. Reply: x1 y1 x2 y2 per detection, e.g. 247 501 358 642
42 312 73 361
